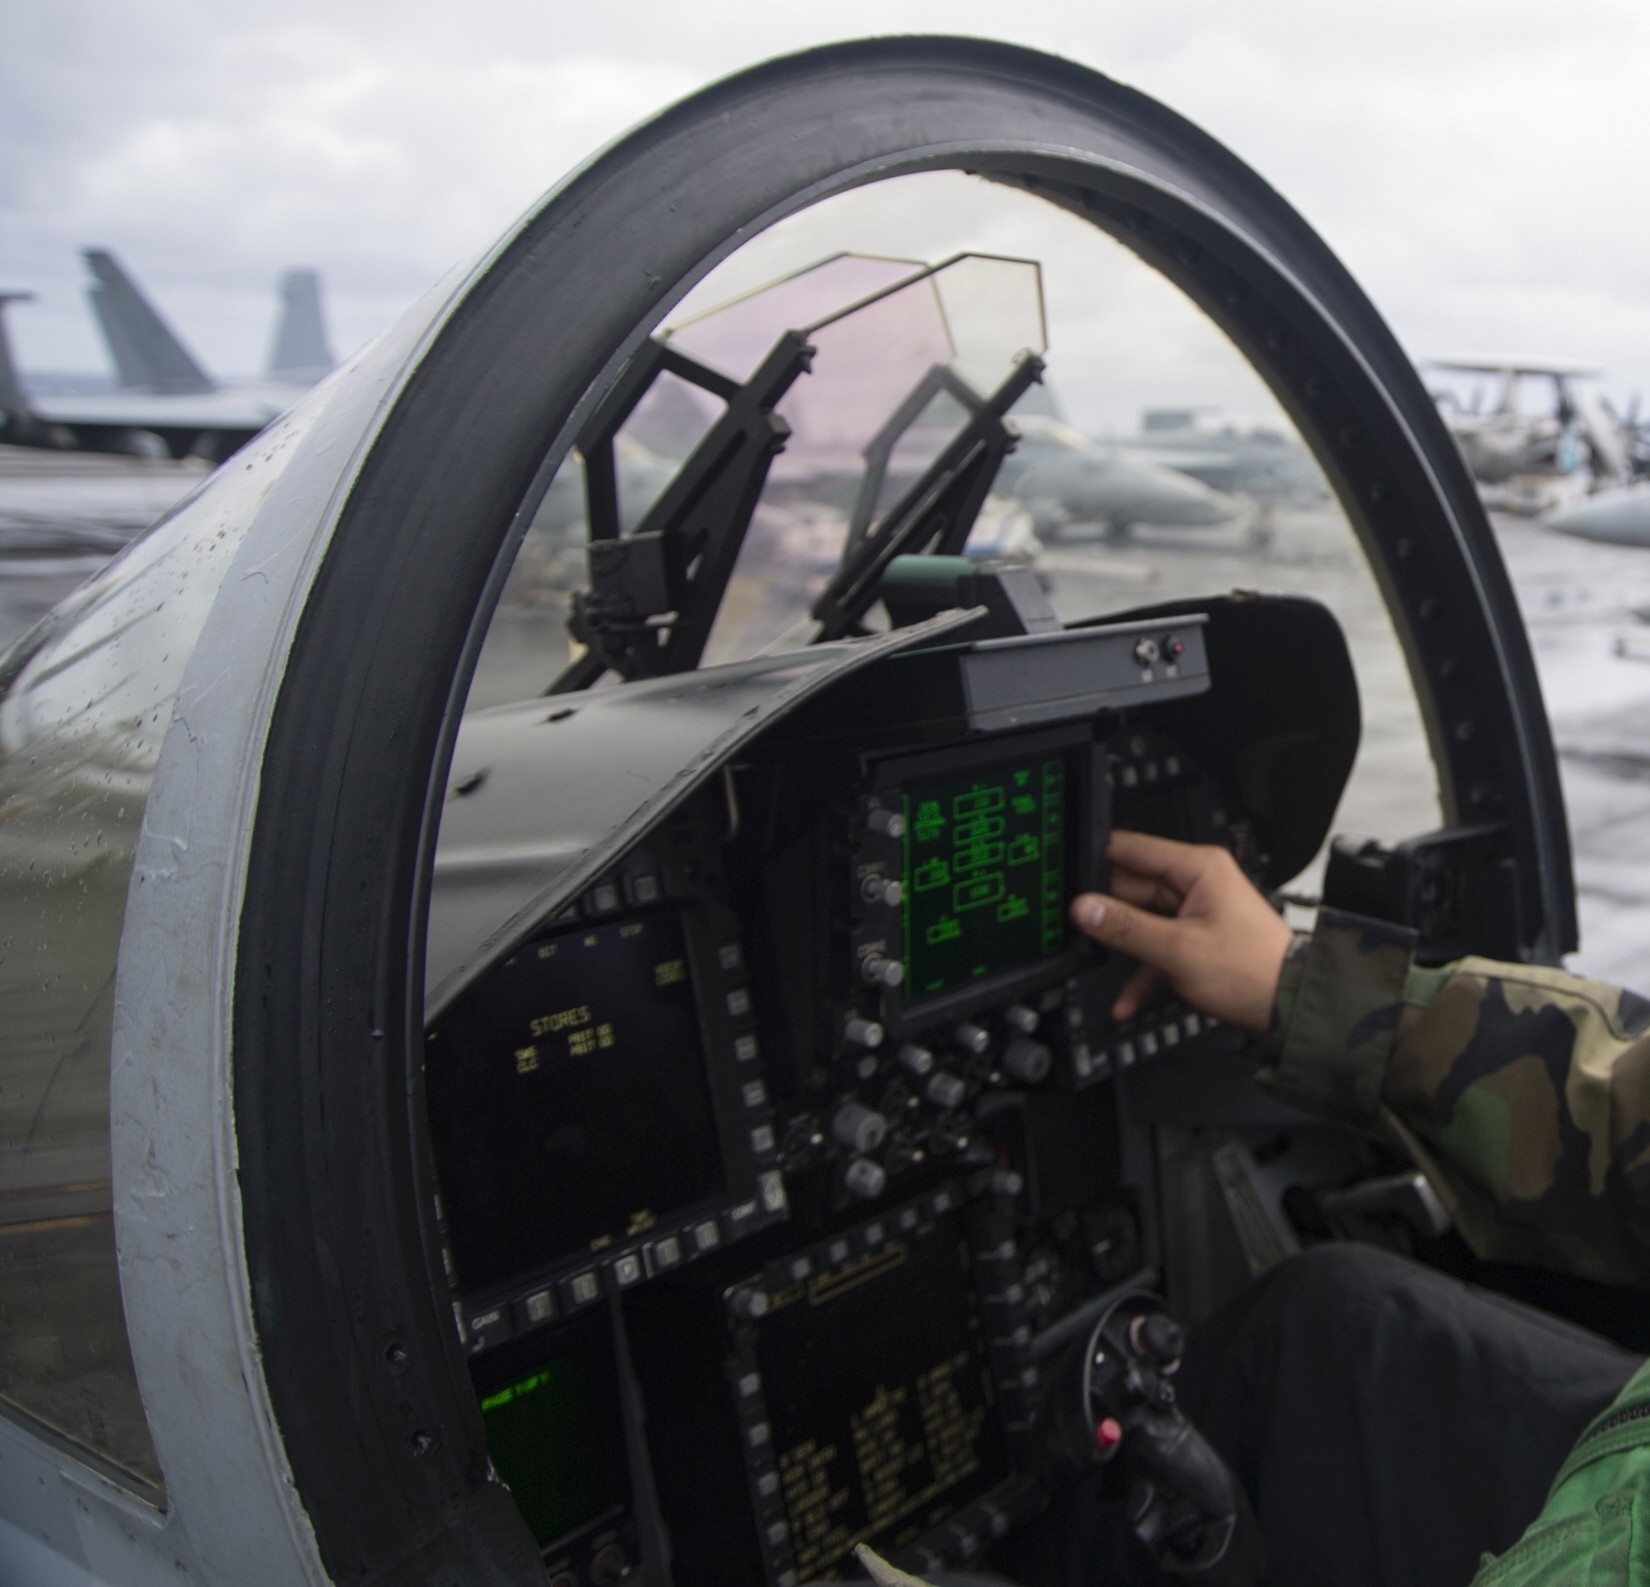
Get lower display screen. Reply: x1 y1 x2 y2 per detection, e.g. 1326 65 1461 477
425 910 724 1292
473 1314 625 1550
749 1207 1007 1579
901 750 1072 1000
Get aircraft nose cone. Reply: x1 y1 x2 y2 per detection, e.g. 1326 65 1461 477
1159 476 1241 525
1181 488 1242 524
1545 483 1650 546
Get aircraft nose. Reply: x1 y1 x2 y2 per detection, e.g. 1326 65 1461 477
1173 480 1242 524
1544 483 1650 545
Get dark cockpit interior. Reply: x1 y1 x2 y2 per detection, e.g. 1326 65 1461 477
412 256 1448 1586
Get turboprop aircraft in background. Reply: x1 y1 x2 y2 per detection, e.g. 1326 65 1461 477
0 248 334 461
1427 355 1634 513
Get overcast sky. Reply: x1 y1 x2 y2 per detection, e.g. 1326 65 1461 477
7 0 1650 425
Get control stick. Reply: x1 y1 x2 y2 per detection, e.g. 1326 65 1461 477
1044 1292 1264 1585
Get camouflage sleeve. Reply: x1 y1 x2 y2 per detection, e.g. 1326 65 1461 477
1260 908 1650 1287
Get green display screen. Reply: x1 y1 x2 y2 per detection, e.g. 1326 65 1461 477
479 1349 612 1547
902 752 1070 1000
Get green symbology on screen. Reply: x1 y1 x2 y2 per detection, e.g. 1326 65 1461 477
902 754 1069 999
479 1354 608 1546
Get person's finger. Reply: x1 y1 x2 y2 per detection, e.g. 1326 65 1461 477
1069 892 1187 971
1106 829 1214 896
1112 962 1162 1022
1107 865 1184 915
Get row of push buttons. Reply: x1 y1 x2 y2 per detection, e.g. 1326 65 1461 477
543 865 664 929
888 1475 1041 1581
465 1164 791 1354
718 939 778 1168
1111 751 1183 792
580 868 663 918
1068 1002 1216 1086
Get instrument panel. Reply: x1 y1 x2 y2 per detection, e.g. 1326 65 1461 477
420 597 1356 1584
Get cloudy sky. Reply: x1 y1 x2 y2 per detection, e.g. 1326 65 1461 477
6 0 1650 426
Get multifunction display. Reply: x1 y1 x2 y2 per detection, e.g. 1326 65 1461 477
425 911 724 1292
748 1207 1007 1579
473 1317 625 1550
902 752 1072 999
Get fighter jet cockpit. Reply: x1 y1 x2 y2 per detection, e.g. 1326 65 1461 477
0 37 1583 1587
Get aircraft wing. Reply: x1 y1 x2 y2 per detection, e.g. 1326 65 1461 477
20 387 286 460
1428 353 1604 378
29 389 287 430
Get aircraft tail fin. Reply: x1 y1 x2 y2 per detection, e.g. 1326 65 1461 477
89 279 158 391
0 293 49 444
82 247 214 395
266 268 334 385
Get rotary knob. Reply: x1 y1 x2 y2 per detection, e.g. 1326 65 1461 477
898 1043 934 1077
730 1288 770 1320
832 1100 889 1154
867 807 906 839
861 875 905 907
926 1071 967 1111
844 1156 888 1200
952 1021 990 1057
1002 1036 1052 1085
860 954 905 988
843 1016 884 1049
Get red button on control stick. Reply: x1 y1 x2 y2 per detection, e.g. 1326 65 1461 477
1096 1416 1124 1449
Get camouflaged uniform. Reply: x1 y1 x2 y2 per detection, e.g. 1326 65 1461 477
1267 909 1650 1288
1267 909 1650 1587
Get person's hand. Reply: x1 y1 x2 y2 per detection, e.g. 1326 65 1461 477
1069 830 1293 1034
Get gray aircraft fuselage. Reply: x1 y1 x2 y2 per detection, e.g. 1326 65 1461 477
993 420 1241 537
1545 481 1650 546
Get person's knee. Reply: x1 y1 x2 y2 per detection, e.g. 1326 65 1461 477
1268 1240 1419 1314
1214 1241 1431 1363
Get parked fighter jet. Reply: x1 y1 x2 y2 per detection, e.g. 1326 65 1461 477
993 414 1242 540
0 37 1586 1587
1123 406 1328 506
0 249 334 461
